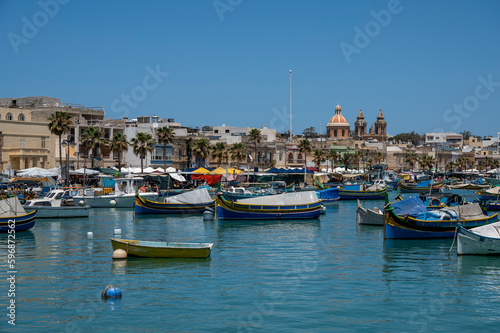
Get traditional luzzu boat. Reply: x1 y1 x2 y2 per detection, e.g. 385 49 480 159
384 196 498 239
110 238 213 258
215 191 322 220
457 221 500 255
0 196 36 232
397 179 443 193
338 184 387 200
478 187 500 201
316 188 340 203
135 188 214 214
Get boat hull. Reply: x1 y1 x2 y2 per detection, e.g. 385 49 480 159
110 238 212 258
0 210 36 232
457 225 500 255
23 206 90 218
339 188 387 200
134 196 214 214
216 195 321 220
397 181 443 193
357 206 384 226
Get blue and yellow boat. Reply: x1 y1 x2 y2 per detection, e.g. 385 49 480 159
0 197 36 232
135 188 214 214
338 184 387 200
397 180 443 193
216 192 322 220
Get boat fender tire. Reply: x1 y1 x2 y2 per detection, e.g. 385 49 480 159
430 198 440 207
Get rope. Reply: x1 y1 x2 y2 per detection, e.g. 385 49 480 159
447 224 459 257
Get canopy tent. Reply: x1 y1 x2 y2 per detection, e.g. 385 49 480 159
17 167 59 177
193 167 211 174
170 173 186 182
209 167 244 175
72 168 100 175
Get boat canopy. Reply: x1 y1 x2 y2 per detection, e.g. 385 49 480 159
0 197 26 217
237 191 319 205
391 196 426 216
165 188 213 204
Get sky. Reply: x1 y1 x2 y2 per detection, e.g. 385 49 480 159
1 0 500 137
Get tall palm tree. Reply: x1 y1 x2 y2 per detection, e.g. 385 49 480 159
109 133 128 172
366 158 373 169
156 126 175 172
211 142 228 167
131 132 155 173
405 152 418 171
483 156 491 172
81 126 106 168
248 128 262 170
445 161 455 173
229 142 247 169
341 153 351 171
328 149 338 172
191 138 210 167
312 149 325 169
298 139 312 167
491 159 500 172
48 111 73 169
354 150 363 171
375 151 383 165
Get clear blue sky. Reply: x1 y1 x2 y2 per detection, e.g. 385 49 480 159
1 0 500 137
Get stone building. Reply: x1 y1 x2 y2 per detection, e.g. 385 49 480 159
327 104 351 139
354 109 387 142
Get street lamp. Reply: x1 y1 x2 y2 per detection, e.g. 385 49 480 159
61 138 76 187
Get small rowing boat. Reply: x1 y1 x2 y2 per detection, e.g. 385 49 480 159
110 238 213 258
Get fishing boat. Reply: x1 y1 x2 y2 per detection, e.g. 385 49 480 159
478 187 500 201
23 189 90 218
73 176 158 208
110 238 213 258
0 196 36 232
384 196 498 239
397 180 443 193
457 221 500 255
316 187 340 203
216 191 322 220
135 188 214 214
338 183 387 200
357 200 384 226
220 186 273 201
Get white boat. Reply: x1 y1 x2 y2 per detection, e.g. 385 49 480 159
73 176 158 208
457 221 500 255
356 200 384 226
24 189 90 218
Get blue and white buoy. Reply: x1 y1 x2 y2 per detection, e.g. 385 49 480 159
101 285 122 299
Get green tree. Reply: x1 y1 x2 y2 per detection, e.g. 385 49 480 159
48 111 73 170
249 128 262 169
131 132 155 173
156 126 175 172
341 153 351 170
405 152 418 171
109 133 128 172
445 161 455 173
302 127 318 138
298 139 312 166
328 149 338 171
393 131 423 146
211 142 228 167
191 138 210 167
229 142 247 169
354 150 363 170
81 126 106 168
312 149 325 169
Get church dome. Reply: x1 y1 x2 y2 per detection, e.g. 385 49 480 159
335 104 341 111
328 114 348 124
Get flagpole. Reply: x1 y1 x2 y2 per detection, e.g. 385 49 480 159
289 70 292 141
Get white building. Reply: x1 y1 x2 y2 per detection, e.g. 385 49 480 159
211 125 276 144
425 132 463 148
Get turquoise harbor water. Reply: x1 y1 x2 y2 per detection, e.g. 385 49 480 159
3 194 500 332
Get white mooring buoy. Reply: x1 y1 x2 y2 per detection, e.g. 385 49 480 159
114 228 122 235
87 232 93 239
112 249 127 259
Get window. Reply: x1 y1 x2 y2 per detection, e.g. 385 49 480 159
6 113 12 120
334 130 337 137
20 139 25 148
297 153 303 161
288 153 293 162
214 130 219 133
18 113 25 121
41 137 46 148
225 130 230 133
342 129 345 137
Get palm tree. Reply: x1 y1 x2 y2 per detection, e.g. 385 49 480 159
156 126 175 172
191 138 210 167
445 161 455 173
131 132 155 173
248 128 262 169
483 156 491 172
405 152 418 171
109 133 128 172
81 127 106 168
367 158 373 169
312 149 325 169
354 150 363 171
298 139 312 167
341 153 351 171
328 149 338 172
229 142 247 169
211 142 228 167
491 159 500 172
375 151 383 165
48 111 73 169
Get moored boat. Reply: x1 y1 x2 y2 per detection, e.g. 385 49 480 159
357 201 384 226
0 196 36 232
316 187 340 203
457 221 500 255
397 180 443 193
339 184 387 200
216 191 322 220
23 189 90 218
135 188 214 214
384 196 498 239
110 238 213 258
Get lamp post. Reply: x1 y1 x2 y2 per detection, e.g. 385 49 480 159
61 138 76 187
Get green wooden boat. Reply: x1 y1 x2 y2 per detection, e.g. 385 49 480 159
110 238 213 258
